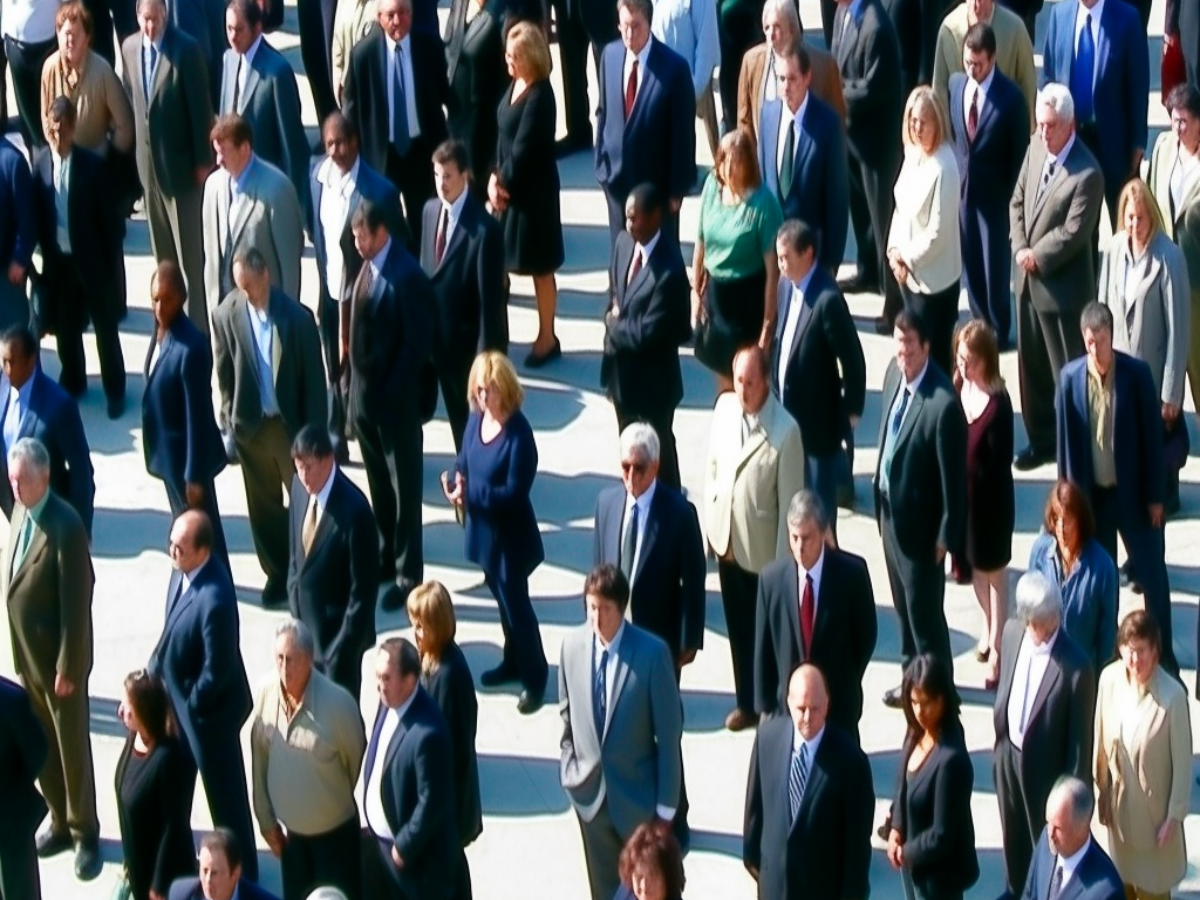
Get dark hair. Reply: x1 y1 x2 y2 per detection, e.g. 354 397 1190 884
152 260 188 304
627 181 664 217
1043 480 1096 552
200 828 242 872
322 110 359 144
210 113 254 148
351 198 391 234
779 38 812 76
1079 300 1113 337
124 669 174 743
618 820 685 898
48 95 77 126
1166 83 1200 120
894 308 931 346
226 0 263 28
432 138 469 175
616 0 653 24
584 563 630 613
900 654 960 759
1117 609 1162 657
963 21 996 56
291 424 334 460
1 324 38 360
380 637 422 678
232 246 268 275
776 219 816 257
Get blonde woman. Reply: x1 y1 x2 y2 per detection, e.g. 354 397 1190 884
887 87 962 376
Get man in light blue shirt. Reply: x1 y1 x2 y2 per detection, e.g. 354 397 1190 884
651 0 720 155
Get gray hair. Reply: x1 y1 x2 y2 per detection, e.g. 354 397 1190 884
1079 301 1114 337
136 0 166 13
8 437 50 480
619 422 660 465
1046 775 1094 826
274 619 316 658
761 0 801 37
232 247 269 276
786 489 828 532
1037 83 1075 124
1014 570 1062 626
305 890 349 900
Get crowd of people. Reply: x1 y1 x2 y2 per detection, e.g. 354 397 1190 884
0 0 1197 896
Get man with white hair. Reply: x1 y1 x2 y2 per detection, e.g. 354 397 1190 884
1009 82 1104 471
993 571 1095 897
1022 776 1124 900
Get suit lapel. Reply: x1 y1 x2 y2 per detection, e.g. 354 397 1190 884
790 743 826 831
269 293 285 386
604 632 635 742
364 702 387 786
162 567 201 636
436 202 470 273
239 54 262 114
303 475 340 564
149 33 171 102
1025 647 1064 729
230 175 255 249
631 491 661 586
892 379 925 453
384 700 411 772
784 563 803 656
6 504 25 585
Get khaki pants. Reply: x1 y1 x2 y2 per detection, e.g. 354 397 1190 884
25 676 99 842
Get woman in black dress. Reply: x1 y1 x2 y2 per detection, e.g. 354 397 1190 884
114 669 196 900
406 580 483 900
951 320 1013 690
489 20 564 367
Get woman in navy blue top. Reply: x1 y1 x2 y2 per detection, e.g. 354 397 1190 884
442 351 548 713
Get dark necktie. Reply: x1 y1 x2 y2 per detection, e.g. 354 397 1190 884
435 207 448 265
779 120 796 200
891 387 910 437
392 44 411 155
1071 15 1095 122
627 247 642 284
788 742 809 819
1047 863 1064 900
1038 161 1057 203
624 59 638 119
594 648 609 738
799 574 814 656
620 502 639 580
233 54 244 110
967 87 979 142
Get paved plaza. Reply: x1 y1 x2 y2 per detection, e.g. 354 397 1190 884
2 0 1199 896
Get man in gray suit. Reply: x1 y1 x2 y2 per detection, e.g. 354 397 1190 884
202 114 304 323
559 563 683 900
218 0 310 211
122 0 215 330
212 249 325 609
1010 81 1105 470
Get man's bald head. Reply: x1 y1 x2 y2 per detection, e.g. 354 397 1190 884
786 664 829 739
169 510 214 572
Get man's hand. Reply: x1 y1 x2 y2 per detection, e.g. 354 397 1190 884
676 648 697 669
54 673 76 698
265 826 287 858
934 543 947 564
185 482 205 508
1157 818 1179 848
1162 402 1180 424
7 262 26 286
1150 503 1165 528
391 846 405 869
1016 248 1038 274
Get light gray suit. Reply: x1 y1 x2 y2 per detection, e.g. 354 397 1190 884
201 155 304 321
121 26 215 331
558 621 682 900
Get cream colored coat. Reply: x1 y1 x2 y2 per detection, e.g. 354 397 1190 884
702 392 804 574
1094 661 1191 893
887 142 962 294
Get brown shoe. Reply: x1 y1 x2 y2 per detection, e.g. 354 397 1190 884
724 708 756 732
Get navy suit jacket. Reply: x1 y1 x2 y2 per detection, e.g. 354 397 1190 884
142 314 227 486
1021 833 1124 900
1056 351 1164 526
0 138 35 272
169 876 280 900
1041 0 1148 201
594 37 696 203
0 674 48 846
0 368 94 535
947 70 1029 215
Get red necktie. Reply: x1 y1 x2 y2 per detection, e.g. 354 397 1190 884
967 88 979 143
799 574 814 656
624 60 638 119
434 207 447 265
627 247 642 284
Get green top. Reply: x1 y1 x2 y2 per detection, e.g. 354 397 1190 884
698 175 783 281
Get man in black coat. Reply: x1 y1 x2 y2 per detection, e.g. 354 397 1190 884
744 664 874 900
361 638 459 900
141 262 230 568
552 0 616 155
0 673 48 900
754 489 876 742
420 138 507 452
32 96 126 416
601 183 691 490
288 425 379 701
994 571 1095 897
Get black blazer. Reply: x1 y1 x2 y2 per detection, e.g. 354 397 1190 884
419 193 508 366
753 548 876 738
892 721 979 898
0 675 48 847
1021 831 1124 900
421 640 482 847
832 0 902 168
593 482 706 659
771 266 866 458
948 70 1029 216
743 719 874 900
342 25 450 173
601 230 691 417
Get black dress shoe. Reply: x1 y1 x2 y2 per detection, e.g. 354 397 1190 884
882 687 904 709
380 578 416 612
517 690 544 714
1013 446 1052 472
75 839 102 881
36 829 72 858
480 664 520 687
523 338 562 369
105 395 125 420
837 274 880 295
873 316 893 335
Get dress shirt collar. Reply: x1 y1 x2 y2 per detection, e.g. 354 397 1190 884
1026 626 1059 657
1048 133 1076 168
9 374 35 408
635 229 661 265
596 621 626 654
968 63 995 96
792 265 815 297
1057 836 1091 886
370 237 393 278
142 34 163 54
786 90 810 129
318 154 360 192
392 686 417 723
243 33 263 65
791 723 825 758
25 489 50 525
1075 0 1104 30
626 479 657 519
314 463 337 510
385 31 411 56
626 35 653 70
798 547 825 591
904 359 929 394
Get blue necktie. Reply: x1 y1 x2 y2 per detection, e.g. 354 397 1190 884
143 44 158 99
594 648 609 739
891 386 910 437
1071 14 1095 123
392 44 411 156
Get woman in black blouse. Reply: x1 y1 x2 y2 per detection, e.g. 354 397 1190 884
114 669 196 900
886 654 979 900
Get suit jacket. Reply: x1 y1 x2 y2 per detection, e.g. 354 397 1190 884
4 492 94 690
201 155 304 315
121 26 215 197
421 640 482 848
947 69 1029 219
758 94 849 272
212 286 326 440
932 4 1037 127
142 314 227 486
1149 132 1200 316
287 468 379 680
1020 833 1123 900
886 142 962 293
558 622 683 837
753 549 876 735
743 718 874 900
873 359 967 557
0 675 48 846
831 0 903 166
342 25 450 175
1097 230 1191 407
601 230 691 415
1056 351 1164 526
169 876 281 900
593 482 706 659
771 266 866 457
0 138 35 272
419 193 508 367
0 368 95 536
595 37 696 203
703 393 805 573
737 42 847 143
1009 136 1105 315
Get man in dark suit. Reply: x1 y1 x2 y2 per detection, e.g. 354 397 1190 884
121 0 215 325
3 437 100 881
0 674 48 900
295 0 338 127
831 0 903 330
420 138 507 452
342 0 451 247
288 425 379 700
1022 777 1124 900
0 138 34 333
169 829 281 900
0 325 94 536
601 183 691 489
164 0 227 104
150 510 258 882
1010 83 1105 470
994 571 1095 898
754 490 875 742
141 261 231 568
1056 302 1175 676
361 638 459 900
874 310 966 707
348 201 435 608
772 220 865 525
595 0 696 247
743 664 874 900
553 0 617 155
31 96 126 416
947 23 1029 345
